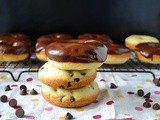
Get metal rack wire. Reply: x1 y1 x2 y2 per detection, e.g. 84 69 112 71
0 53 159 81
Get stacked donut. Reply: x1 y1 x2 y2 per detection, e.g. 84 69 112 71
38 39 107 107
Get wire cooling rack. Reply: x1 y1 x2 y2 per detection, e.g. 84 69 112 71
0 53 159 81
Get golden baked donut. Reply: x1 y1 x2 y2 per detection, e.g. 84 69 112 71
135 42 160 64
38 62 96 89
41 81 99 108
104 43 131 64
0 33 31 62
125 34 159 50
45 39 108 70
78 33 130 64
35 33 72 61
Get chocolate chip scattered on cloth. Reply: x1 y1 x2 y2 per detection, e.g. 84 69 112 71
0 69 160 120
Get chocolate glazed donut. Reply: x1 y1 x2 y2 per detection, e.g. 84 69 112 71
78 33 130 64
135 42 160 64
45 39 108 70
35 33 73 61
0 33 31 62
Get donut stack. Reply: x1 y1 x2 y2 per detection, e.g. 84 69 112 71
38 39 107 108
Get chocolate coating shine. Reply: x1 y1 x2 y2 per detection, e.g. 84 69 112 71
135 43 160 58
45 39 107 63
36 33 72 53
0 33 31 54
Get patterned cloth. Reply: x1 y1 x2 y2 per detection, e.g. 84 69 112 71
0 68 160 120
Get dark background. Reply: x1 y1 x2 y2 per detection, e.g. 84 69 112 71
0 0 160 45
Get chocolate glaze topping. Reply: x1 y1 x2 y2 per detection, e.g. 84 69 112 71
78 33 113 44
36 33 72 53
135 43 160 58
105 43 130 54
78 34 130 55
0 33 31 54
45 39 107 63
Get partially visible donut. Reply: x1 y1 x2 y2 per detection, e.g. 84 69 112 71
135 42 160 64
45 39 108 70
0 33 31 62
41 81 99 108
104 43 131 64
125 35 159 50
78 33 130 64
38 62 96 89
78 33 113 44
35 33 72 61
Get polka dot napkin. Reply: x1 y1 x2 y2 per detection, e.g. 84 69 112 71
0 68 160 120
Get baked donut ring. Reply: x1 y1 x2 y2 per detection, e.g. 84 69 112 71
38 62 96 89
35 33 72 61
0 33 31 62
125 35 159 50
41 81 99 108
45 39 107 70
135 42 160 64
78 33 130 64
104 43 131 64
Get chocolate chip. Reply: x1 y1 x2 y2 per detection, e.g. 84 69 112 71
67 82 71 87
70 96 75 102
20 85 27 91
153 78 160 86
81 73 86 76
153 103 160 110
15 108 25 118
74 78 80 82
9 99 17 107
110 83 117 89
143 102 151 108
137 89 144 97
60 95 65 102
4 85 11 91
30 89 38 95
65 112 73 120
0 95 8 103
20 89 27 95
144 92 151 98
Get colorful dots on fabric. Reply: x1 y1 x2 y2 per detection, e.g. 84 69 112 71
44 107 53 111
0 75 8 80
31 98 39 102
135 107 143 111
26 77 33 82
106 100 114 105
92 115 102 119
154 91 160 95
24 115 35 119
75 107 84 112
137 85 143 89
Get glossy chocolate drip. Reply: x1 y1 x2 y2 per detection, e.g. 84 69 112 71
45 39 107 63
135 43 160 58
0 33 31 54
36 33 72 53
78 33 113 44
